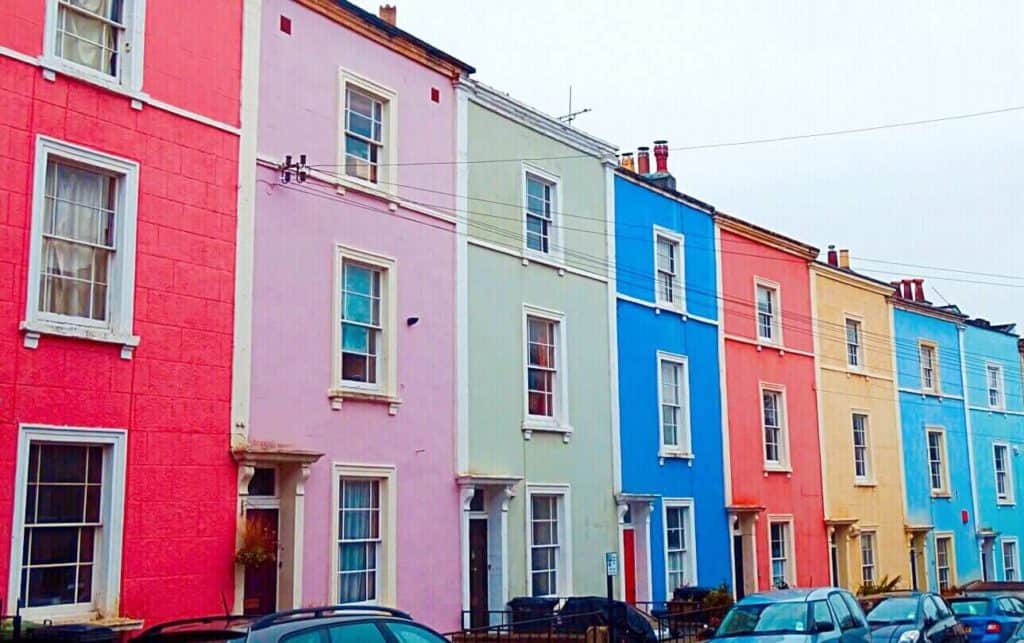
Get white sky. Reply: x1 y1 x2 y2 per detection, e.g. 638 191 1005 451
353 0 1024 326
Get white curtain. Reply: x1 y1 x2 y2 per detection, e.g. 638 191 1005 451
61 0 117 74
41 162 111 320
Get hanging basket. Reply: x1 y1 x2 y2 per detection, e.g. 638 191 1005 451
235 515 278 568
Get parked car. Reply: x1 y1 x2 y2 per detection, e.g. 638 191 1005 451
712 588 870 643
865 591 965 643
949 595 1024 643
134 606 448 643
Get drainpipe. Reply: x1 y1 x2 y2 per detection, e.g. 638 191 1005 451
958 325 983 576
808 268 833 579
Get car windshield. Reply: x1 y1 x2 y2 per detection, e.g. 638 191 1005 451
868 598 918 625
950 600 991 617
718 602 810 636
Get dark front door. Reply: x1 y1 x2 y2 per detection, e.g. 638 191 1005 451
243 509 278 616
733 534 745 599
469 519 489 628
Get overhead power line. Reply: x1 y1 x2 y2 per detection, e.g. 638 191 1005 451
309 103 1024 168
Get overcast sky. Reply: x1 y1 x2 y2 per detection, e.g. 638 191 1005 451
353 0 1024 326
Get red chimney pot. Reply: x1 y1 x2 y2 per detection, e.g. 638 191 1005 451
901 280 914 300
637 146 651 174
913 278 925 302
653 140 669 173
826 245 838 267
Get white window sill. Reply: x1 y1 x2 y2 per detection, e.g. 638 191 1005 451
522 419 573 443
763 464 793 475
997 499 1016 507
931 491 952 499
654 303 687 318
328 388 401 415
20 319 140 359
659 450 694 466
39 55 146 103
854 479 878 487
521 249 568 273
335 175 399 203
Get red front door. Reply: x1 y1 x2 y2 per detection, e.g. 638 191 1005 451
623 528 637 604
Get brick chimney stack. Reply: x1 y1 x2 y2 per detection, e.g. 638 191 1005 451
827 245 838 267
838 249 850 269
379 4 396 25
637 146 650 174
913 278 925 302
620 152 635 172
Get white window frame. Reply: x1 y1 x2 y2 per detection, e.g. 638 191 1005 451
330 245 398 402
525 484 572 598
919 341 939 393
934 532 956 592
522 305 571 436
1003 538 1019 582
336 68 399 197
760 384 790 471
652 226 685 313
986 363 1005 410
657 352 692 458
844 316 863 369
860 530 877 585
754 278 782 345
852 411 873 484
22 137 139 355
7 425 127 619
926 426 950 496
662 498 698 594
993 442 1015 505
42 0 147 92
767 516 796 588
521 163 562 261
329 463 397 607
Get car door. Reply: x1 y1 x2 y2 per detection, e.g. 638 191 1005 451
923 595 959 643
811 600 843 643
828 592 867 643
839 591 870 643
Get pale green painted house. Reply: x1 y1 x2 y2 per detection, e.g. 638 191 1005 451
455 81 622 626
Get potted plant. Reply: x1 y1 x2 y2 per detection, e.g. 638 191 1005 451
235 514 277 568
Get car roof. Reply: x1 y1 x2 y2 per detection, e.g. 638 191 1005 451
738 588 849 604
138 607 415 640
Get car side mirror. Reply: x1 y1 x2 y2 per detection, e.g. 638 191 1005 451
814 620 836 633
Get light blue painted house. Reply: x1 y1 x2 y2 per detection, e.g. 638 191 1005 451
613 144 731 605
963 319 1024 581
893 281 980 591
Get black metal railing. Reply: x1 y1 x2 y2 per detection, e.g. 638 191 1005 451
447 609 607 642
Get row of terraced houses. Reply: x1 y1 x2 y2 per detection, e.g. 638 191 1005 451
0 0 1021 634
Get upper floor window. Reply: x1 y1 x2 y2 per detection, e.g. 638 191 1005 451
845 318 862 368
45 0 144 89
994 443 1014 504
333 246 397 398
24 138 139 348
852 413 871 482
338 70 398 193
919 342 938 392
523 307 569 433
524 173 557 255
987 364 1005 409
659 354 691 456
654 229 684 311
756 282 780 343
762 387 789 469
927 428 949 495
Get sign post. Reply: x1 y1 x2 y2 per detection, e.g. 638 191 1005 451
605 552 619 641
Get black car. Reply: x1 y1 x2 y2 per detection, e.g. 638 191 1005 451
865 592 965 643
135 606 449 643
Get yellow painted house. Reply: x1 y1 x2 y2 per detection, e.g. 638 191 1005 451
811 248 911 592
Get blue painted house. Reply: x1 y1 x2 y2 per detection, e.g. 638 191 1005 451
613 144 730 604
893 281 981 591
963 319 1024 581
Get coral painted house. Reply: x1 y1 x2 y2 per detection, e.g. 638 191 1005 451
716 213 829 595
0 0 242 628
230 0 473 631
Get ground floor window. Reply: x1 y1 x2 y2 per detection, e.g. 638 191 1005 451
935 535 954 592
1004 540 1019 581
860 532 876 586
10 427 126 617
527 486 570 597
768 519 793 588
665 501 695 593
333 464 395 605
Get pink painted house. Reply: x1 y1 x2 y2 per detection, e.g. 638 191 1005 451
230 0 473 631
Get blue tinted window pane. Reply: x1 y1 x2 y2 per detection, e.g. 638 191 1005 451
342 325 369 352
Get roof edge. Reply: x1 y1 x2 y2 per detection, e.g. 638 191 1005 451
715 210 819 260
614 167 716 214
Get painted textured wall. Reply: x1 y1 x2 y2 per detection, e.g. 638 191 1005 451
811 267 910 589
0 20 240 623
250 0 460 630
963 324 1024 579
614 175 730 599
465 100 618 598
894 307 979 588
719 228 829 589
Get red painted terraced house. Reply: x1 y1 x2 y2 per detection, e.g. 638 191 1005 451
0 0 242 628
716 212 830 596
